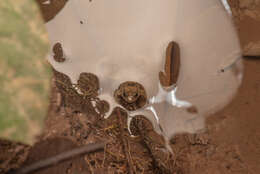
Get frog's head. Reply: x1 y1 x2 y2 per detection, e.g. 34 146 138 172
114 81 147 111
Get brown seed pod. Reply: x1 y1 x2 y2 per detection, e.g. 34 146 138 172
77 72 99 98
159 41 180 87
114 81 147 111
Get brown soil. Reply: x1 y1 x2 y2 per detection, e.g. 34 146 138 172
1 1 259 174
39 71 175 174
227 0 260 56
0 139 29 174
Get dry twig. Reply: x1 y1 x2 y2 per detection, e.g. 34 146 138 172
12 142 105 174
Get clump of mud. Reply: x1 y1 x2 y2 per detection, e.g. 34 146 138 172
0 139 29 173
44 70 175 174
2 67 249 174
41 69 247 174
52 43 66 63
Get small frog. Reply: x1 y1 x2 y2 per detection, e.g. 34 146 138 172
114 81 147 111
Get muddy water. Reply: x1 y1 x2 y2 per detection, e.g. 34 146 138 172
46 0 243 139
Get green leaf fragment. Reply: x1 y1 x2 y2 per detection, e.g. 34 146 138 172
0 0 50 144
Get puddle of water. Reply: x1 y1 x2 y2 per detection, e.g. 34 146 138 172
46 0 243 139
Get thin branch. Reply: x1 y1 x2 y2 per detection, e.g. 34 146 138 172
13 142 105 174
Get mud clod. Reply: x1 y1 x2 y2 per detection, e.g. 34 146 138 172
130 115 175 174
53 42 66 63
77 72 100 98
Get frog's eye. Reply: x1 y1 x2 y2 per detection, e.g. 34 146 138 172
121 82 140 102
134 92 139 98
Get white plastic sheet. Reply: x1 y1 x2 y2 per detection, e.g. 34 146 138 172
46 0 243 139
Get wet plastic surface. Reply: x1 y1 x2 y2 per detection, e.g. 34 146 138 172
46 0 243 139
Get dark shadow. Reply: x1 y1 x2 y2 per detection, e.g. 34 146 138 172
243 56 260 61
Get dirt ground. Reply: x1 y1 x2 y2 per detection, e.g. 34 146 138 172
0 1 260 174
228 0 260 56
2 56 259 174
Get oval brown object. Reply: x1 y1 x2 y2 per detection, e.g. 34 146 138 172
53 42 66 62
53 68 73 94
130 115 154 136
77 72 99 98
114 81 147 111
96 100 110 115
36 0 68 23
159 41 181 87
186 105 198 114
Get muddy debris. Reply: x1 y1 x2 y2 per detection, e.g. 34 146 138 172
52 69 74 95
130 115 175 174
186 105 199 114
36 0 68 22
77 73 100 98
3 67 251 174
44 71 177 173
0 139 30 174
52 42 66 63
52 69 101 114
95 100 110 116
